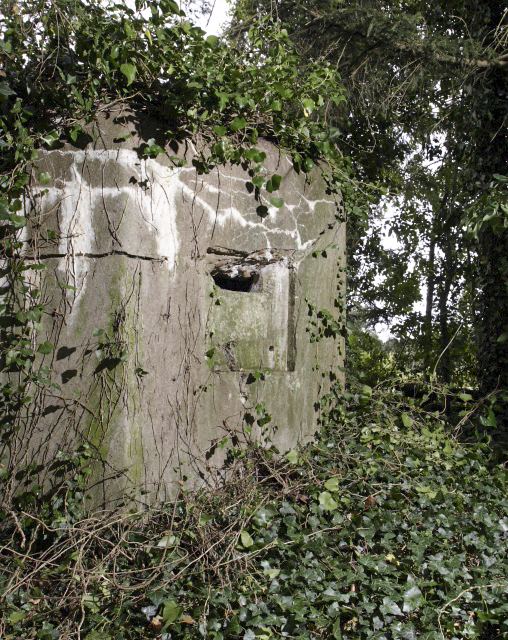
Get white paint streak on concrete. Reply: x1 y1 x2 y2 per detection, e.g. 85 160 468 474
36 149 328 274
39 149 181 272
178 178 315 251
142 159 181 271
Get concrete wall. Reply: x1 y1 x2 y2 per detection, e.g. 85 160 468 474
19 109 345 502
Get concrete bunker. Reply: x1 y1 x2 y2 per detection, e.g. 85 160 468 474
17 109 346 501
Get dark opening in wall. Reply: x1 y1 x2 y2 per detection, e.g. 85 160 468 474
212 270 261 292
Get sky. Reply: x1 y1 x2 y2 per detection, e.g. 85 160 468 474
194 0 231 35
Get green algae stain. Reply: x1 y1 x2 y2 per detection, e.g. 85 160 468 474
71 258 147 495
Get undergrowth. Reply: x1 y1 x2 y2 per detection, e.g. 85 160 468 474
1 384 508 640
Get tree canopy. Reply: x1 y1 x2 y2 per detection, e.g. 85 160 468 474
231 0 508 399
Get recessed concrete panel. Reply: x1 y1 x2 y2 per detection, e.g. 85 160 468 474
16 108 345 501
207 260 292 372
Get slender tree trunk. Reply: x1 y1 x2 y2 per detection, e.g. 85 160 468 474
423 230 436 380
478 226 508 400
437 258 454 385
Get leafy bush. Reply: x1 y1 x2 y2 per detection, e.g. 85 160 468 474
1 385 507 639
346 325 396 387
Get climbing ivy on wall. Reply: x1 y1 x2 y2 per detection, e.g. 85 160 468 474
0 0 349 483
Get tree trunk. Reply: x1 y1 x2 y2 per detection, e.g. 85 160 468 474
478 226 508 399
437 259 454 385
423 229 436 380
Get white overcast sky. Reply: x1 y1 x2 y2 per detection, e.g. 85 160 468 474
194 0 231 35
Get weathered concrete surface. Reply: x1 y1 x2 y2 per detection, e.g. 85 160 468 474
19 109 345 501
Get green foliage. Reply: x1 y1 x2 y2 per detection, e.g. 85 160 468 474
1 385 508 639
466 175 508 242
306 298 344 343
231 0 508 393
347 326 396 387
0 0 347 173
1 1 507 637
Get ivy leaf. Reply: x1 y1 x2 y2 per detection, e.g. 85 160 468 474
144 138 164 157
240 530 254 547
303 157 314 172
480 409 497 427
285 450 298 464
269 197 284 208
403 585 423 613
266 174 282 193
37 171 51 185
302 97 315 115
330 94 347 105
213 125 227 136
319 491 338 510
157 534 178 547
401 412 413 427
70 126 82 142
324 476 339 491
123 20 135 38
252 176 265 188
162 0 181 14
120 63 137 86
230 116 247 132
199 513 214 526
380 597 403 616
57 281 77 291
22 262 46 271
0 38 12 53
273 81 292 98
5 214 26 228
206 35 219 46
38 341 54 355
162 600 182 627
442 440 453 455
244 148 266 163
243 148 261 162
0 81 16 97
9 610 26 624
215 91 230 109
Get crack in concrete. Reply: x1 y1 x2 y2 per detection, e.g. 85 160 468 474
31 250 168 262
